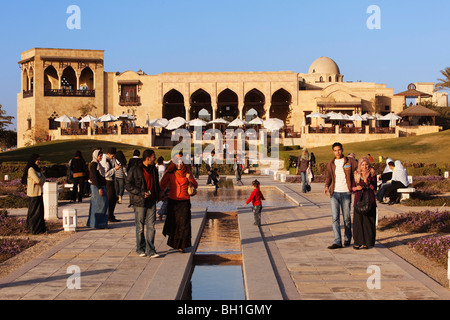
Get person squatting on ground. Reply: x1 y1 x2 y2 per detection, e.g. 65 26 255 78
324 142 358 249
22 153 47 235
125 149 161 258
351 157 377 250
245 179 265 227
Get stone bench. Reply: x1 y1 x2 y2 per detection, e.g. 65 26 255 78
397 187 416 201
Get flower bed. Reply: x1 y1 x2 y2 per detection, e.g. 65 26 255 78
378 210 450 233
0 238 37 264
409 236 450 266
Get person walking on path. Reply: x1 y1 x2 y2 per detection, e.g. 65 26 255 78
69 150 87 203
352 157 377 250
206 150 215 185
114 151 127 204
245 179 265 226
87 150 109 229
125 149 161 258
160 156 198 253
296 148 311 193
234 154 244 186
101 147 121 222
324 142 358 249
22 154 46 235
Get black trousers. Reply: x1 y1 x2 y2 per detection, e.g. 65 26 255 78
72 176 85 202
106 180 117 220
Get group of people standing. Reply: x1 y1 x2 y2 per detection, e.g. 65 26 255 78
323 142 409 250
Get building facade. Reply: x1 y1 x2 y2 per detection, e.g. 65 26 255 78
17 48 444 148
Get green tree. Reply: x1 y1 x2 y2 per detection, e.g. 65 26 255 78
435 67 450 92
0 104 14 131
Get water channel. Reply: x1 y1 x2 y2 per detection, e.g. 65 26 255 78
182 182 293 300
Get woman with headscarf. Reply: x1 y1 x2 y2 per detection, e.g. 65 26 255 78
86 150 109 229
296 148 311 193
351 157 377 249
22 153 46 235
160 156 198 252
384 160 409 205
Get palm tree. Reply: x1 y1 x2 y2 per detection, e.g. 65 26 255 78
435 67 450 91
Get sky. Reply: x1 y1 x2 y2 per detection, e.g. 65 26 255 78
1 0 449 130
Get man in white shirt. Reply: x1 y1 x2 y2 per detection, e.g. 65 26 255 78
324 142 358 249
205 150 216 185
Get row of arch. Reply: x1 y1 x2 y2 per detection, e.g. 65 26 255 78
163 88 292 123
43 65 94 91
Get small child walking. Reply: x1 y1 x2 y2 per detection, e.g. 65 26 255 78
245 180 265 226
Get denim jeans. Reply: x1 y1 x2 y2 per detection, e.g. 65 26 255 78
134 201 157 255
330 192 352 245
300 172 309 193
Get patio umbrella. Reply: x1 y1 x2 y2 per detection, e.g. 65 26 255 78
117 113 135 120
248 117 264 125
98 114 119 122
209 118 230 125
54 115 73 123
189 118 208 127
348 114 366 121
80 115 98 122
361 113 375 120
380 113 402 121
327 112 347 120
165 117 187 130
148 118 169 128
306 112 328 119
263 118 284 131
228 118 247 127
69 116 80 123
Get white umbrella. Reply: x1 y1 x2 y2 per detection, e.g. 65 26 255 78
348 114 366 121
248 117 264 125
165 117 188 130
70 116 80 123
380 113 402 121
208 118 230 125
228 118 247 127
148 118 169 128
54 115 73 123
307 112 328 119
80 115 98 122
263 118 285 131
98 114 119 122
189 118 208 127
117 113 136 120
327 112 347 120
361 113 375 120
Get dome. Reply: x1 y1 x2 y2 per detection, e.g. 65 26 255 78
308 56 341 75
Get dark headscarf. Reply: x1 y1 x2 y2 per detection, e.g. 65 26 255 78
22 153 41 185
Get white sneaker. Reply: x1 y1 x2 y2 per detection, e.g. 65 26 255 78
139 253 146 257
150 253 160 258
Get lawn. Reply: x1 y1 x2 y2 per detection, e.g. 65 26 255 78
281 129 450 166
0 140 173 165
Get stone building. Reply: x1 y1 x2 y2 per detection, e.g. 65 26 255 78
17 48 442 148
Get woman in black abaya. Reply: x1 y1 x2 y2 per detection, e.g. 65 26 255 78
22 153 47 235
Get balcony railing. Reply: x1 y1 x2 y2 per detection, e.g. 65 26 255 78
44 89 95 97
119 95 141 106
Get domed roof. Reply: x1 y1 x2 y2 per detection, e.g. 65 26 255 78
308 57 341 75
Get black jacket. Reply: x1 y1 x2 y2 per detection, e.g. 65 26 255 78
125 161 160 207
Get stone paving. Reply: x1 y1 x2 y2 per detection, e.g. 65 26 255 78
0 175 449 300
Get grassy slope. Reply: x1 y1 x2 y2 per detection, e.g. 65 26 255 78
0 140 173 164
1 130 449 166
283 129 450 166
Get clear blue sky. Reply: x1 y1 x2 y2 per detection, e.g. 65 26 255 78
1 0 449 129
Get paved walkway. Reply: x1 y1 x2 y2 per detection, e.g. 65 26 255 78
0 176 449 300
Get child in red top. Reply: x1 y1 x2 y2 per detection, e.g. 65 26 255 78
245 180 265 226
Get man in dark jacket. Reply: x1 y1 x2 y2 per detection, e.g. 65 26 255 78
125 149 161 258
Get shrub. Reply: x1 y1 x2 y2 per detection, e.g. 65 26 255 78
0 210 28 235
409 236 450 266
0 238 37 263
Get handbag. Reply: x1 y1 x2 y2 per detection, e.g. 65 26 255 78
188 181 197 196
355 189 372 216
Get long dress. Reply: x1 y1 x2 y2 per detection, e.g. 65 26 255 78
86 162 109 229
352 175 377 247
160 171 198 250
26 167 46 235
